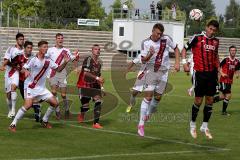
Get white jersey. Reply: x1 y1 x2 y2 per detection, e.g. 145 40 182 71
141 35 177 71
187 53 194 75
3 46 24 78
23 56 58 92
46 47 75 77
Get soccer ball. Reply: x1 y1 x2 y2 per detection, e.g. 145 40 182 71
189 9 203 21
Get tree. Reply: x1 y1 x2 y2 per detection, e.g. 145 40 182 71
87 0 106 19
225 0 240 27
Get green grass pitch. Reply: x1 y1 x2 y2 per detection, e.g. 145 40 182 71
0 71 240 160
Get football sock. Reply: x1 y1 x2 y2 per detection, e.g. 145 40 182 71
139 98 150 126
11 91 17 114
222 99 229 113
42 106 55 122
203 105 213 122
11 106 26 126
191 103 200 122
93 101 102 124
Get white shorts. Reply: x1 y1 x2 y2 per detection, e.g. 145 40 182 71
24 87 53 102
143 70 168 94
4 71 19 93
49 74 67 88
132 70 147 92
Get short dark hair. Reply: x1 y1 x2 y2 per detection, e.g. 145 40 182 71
16 33 24 40
56 33 63 38
153 23 164 32
207 20 219 30
38 40 48 47
229 45 237 51
24 41 33 48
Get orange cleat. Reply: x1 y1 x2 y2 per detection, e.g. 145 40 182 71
42 121 52 129
77 113 85 123
8 124 16 132
92 123 103 129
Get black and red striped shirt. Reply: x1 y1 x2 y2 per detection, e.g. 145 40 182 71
220 57 240 84
184 32 219 72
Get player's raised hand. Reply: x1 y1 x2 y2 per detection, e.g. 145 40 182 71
73 49 80 61
63 54 71 63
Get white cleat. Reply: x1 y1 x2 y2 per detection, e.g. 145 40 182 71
200 127 213 140
190 121 197 139
137 125 144 137
7 111 12 118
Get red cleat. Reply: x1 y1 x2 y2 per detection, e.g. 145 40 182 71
8 124 16 132
92 123 103 129
77 113 85 123
42 121 52 129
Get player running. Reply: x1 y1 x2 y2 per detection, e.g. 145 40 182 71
8 40 70 132
0 33 24 118
182 20 220 139
137 23 180 137
214 45 240 115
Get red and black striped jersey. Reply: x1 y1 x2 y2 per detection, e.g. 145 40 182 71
220 57 240 84
184 32 219 72
77 56 102 88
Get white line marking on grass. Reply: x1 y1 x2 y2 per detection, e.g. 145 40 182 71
17 149 227 160
67 124 230 152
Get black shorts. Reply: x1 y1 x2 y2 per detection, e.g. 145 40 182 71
194 71 218 97
219 82 231 94
78 83 102 98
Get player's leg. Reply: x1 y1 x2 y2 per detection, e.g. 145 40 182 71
126 89 139 113
50 84 61 120
92 95 103 129
9 98 33 132
189 72 204 139
188 75 194 96
200 75 216 139
42 90 59 128
222 84 232 115
32 102 42 122
78 96 91 123
60 86 71 119
5 76 12 118
10 83 18 118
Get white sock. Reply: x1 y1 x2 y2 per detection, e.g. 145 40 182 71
190 86 194 92
63 98 69 111
138 98 150 126
11 91 17 114
147 98 159 115
42 106 55 122
201 122 208 129
129 94 136 106
6 98 12 112
190 121 196 128
11 107 27 126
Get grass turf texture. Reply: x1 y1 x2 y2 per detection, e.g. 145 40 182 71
0 71 239 160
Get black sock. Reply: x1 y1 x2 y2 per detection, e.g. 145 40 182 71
213 95 220 103
222 99 229 113
203 105 213 122
81 105 89 113
94 102 102 124
192 103 200 122
33 104 41 122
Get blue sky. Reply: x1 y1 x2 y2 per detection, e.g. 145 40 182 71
101 0 240 15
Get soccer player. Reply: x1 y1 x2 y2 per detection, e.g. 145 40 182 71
0 33 24 118
8 40 70 132
214 45 240 115
137 23 180 137
76 44 104 129
46 33 79 120
126 54 146 113
182 20 220 139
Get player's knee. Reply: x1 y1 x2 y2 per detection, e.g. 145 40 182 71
154 95 161 101
194 98 202 106
52 92 57 97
